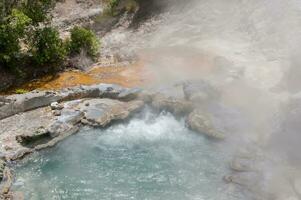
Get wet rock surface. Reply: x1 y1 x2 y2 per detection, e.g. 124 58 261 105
182 80 220 104
0 84 142 120
0 83 147 197
0 82 228 162
0 84 143 161
186 109 225 139
1 80 298 199
151 93 193 116
80 99 144 127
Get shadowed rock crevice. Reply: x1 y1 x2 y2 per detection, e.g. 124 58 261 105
16 129 52 149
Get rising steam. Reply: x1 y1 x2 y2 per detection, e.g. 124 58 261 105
132 0 301 198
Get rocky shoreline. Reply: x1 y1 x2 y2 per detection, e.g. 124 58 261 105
0 81 231 198
0 81 300 199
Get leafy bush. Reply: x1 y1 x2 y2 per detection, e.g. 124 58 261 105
109 0 120 12
69 26 100 59
0 1 100 77
21 0 56 24
125 0 139 13
103 0 120 16
0 24 20 68
32 27 67 66
102 0 138 17
0 9 31 69
8 9 32 36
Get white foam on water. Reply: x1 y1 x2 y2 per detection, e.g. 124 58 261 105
13 110 248 200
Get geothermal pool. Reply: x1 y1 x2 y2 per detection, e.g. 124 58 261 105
13 110 245 200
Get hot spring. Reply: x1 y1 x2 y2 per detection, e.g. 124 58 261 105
12 110 246 200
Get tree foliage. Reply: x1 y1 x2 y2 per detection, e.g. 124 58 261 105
32 27 67 66
70 26 100 59
0 9 31 68
0 0 100 74
21 0 56 24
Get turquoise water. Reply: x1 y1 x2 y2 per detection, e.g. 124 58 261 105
13 110 246 200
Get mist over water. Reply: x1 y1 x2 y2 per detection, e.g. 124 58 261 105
131 0 301 198
13 111 247 200
12 0 301 198
134 0 301 157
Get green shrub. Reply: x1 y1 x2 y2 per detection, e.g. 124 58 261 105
0 9 31 69
8 9 32 36
103 0 120 16
102 0 138 17
70 26 100 59
21 0 56 24
125 0 139 13
32 27 67 66
0 24 20 67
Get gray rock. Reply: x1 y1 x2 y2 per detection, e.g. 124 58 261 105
0 159 5 181
186 109 225 139
53 110 62 116
15 128 51 148
0 83 140 120
79 99 144 127
0 91 62 120
182 80 220 103
151 93 193 116
230 157 258 172
48 121 73 138
50 102 64 110
58 109 84 125
137 91 156 103
118 88 142 101
223 171 262 187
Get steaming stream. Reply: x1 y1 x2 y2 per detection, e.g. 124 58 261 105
12 110 247 200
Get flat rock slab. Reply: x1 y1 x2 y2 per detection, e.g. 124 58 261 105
0 107 57 159
0 84 142 120
0 96 144 160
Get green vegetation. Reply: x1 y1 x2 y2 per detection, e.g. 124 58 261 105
32 27 67 66
21 0 56 24
103 0 138 17
107 0 120 16
15 88 29 94
125 0 139 13
0 0 100 77
69 26 100 59
0 8 31 69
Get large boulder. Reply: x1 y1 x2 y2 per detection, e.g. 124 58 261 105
186 109 225 139
151 93 193 116
79 99 144 127
182 80 220 104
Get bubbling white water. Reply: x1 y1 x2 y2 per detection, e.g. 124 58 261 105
13 110 248 200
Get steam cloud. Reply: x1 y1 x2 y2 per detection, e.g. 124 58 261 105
133 0 301 198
